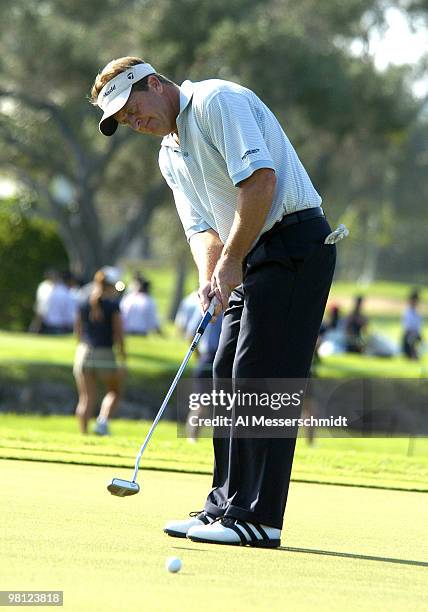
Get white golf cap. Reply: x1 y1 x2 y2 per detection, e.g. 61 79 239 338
97 63 157 136
101 266 122 285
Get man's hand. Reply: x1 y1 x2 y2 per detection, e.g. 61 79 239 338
198 281 223 320
190 229 224 319
211 254 243 311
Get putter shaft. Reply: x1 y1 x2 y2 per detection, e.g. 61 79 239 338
131 299 217 483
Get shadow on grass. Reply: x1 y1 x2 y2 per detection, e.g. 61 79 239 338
154 543 428 566
172 546 212 553
280 546 428 567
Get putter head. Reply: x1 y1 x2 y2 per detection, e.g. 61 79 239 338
107 478 140 497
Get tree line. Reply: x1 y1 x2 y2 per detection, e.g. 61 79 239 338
0 0 427 284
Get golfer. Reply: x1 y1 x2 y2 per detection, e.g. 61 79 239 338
91 57 338 547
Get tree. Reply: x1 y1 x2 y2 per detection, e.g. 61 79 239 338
0 0 423 283
0 0 169 278
0 203 68 330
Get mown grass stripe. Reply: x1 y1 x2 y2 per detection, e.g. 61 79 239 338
1 455 426 493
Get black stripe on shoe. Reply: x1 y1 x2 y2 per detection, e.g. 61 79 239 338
220 518 248 544
234 520 280 548
235 520 259 543
252 523 269 540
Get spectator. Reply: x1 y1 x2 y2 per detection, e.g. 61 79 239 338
120 279 161 335
174 290 200 336
74 269 126 435
320 302 343 337
41 271 73 334
326 303 342 331
76 266 124 303
345 296 368 354
29 269 56 333
402 290 423 360
128 272 147 292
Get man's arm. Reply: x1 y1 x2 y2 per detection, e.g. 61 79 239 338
212 168 276 308
189 228 224 315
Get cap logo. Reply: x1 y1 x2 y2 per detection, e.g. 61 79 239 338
127 72 134 80
103 84 116 98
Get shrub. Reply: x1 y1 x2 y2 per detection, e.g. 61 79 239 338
0 210 69 330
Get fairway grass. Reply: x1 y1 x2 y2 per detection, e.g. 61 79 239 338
1 460 427 612
1 415 428 491
1 328 428 380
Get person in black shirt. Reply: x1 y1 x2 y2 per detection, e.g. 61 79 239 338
345 295 368 354
73 269 126 435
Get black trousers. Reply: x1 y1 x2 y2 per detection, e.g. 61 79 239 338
204 215 336 529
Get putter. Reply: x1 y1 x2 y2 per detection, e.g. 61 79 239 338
107 296 219 497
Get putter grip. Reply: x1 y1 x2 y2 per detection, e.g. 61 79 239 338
196 297 218 334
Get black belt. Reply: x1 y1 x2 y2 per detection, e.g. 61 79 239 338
277 206 325 228
259 207 325 244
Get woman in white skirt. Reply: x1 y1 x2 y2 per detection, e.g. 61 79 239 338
74 269 126 435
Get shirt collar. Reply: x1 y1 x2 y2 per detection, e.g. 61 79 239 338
178 80 194 114
161 80 194 148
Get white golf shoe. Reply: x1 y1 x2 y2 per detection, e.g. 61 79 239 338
163 511 216 538
187 517 281 548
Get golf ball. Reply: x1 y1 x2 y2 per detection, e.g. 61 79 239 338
165 556 182 573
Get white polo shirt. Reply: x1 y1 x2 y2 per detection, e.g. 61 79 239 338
402 307 422 334
120 292 160 334
159 79 322 244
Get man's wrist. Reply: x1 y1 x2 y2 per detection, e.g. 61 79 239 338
221 249 245 264
198 276 212 290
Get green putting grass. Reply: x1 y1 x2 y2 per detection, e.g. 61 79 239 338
1 415 427 491
1 459 427 612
